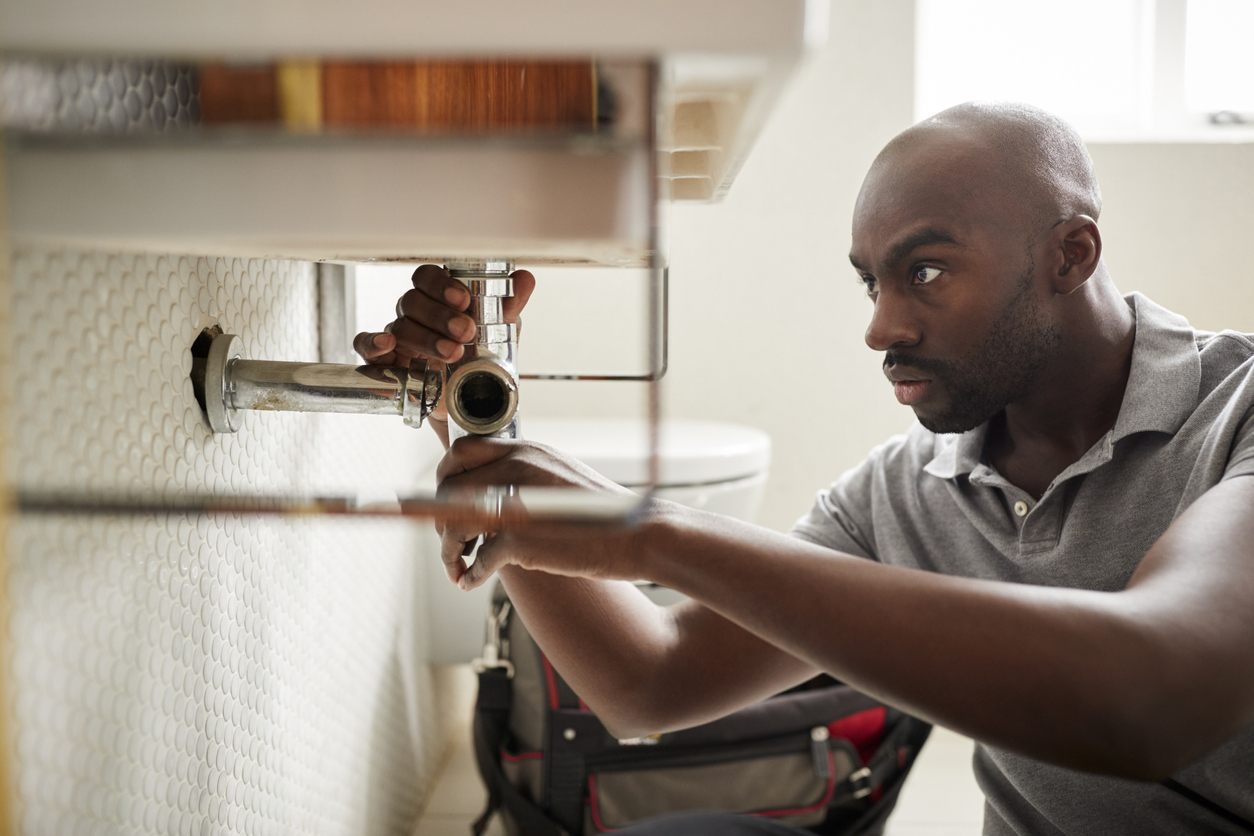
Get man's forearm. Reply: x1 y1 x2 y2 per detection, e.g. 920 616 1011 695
641 503 1207 779
495 567 682 735
495 557 818 739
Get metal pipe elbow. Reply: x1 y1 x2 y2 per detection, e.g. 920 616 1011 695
445 356 519 437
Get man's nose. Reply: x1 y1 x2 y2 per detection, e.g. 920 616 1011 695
864 288 922 352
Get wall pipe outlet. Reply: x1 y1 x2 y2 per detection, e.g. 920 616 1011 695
190 332 444 434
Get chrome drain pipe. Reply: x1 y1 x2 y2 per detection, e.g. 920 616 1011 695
191 332 445 434
191 261 520 439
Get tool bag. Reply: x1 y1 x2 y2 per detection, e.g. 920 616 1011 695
471 583 932 835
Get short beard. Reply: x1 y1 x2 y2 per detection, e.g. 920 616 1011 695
885 258 1061 435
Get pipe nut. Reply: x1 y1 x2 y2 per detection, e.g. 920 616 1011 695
402 358 444 429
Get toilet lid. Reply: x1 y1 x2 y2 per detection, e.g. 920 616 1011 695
523 418 771 487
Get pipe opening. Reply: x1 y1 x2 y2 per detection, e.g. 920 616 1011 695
456 371 510 424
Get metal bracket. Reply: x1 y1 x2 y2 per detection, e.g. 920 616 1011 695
471 599 515 678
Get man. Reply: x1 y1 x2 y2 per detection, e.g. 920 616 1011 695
356 103 1254 834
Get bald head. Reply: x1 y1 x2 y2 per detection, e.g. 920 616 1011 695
869 102 1101 235
850 103 1125 434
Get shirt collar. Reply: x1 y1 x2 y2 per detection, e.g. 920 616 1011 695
923 423 987 480
923 292 1201 481
1110 292 1201 442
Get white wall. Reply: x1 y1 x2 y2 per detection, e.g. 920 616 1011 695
1089 143 1254 335
661 0 918 532
5 249 446 834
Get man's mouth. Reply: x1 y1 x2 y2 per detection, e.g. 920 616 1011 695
893 379 931 406
884 364 935 407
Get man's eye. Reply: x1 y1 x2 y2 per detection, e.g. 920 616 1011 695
860 275 879 296
913 266 942 285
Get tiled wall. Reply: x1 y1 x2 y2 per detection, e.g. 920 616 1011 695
5 247 445 834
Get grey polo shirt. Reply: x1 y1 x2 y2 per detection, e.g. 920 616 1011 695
792 293 1254 835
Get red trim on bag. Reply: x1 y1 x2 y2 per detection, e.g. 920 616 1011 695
540 654 561 710
588 773 618 832
500 749 543 764
587 749 840 832
578 698 590 711
828 706 886 765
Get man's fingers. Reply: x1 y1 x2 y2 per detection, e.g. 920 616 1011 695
353 331 398 364
388 316 465 363
436 436 518 483
411 264 470 312
439 530 471 584
460 535 507 590
396 288 477 344
502 269 536 323
361 265 533 367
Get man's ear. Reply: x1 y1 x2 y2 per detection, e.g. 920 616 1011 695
1052 215 1102 295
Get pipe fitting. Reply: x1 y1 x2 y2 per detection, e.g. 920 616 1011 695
445 260 521 440
445 357 519 436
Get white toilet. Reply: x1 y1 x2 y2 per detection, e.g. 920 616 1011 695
524 417 772 521
424 417 772 662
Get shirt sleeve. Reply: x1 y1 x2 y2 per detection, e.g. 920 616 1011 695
1215 345 1254 480
1222 390 1254 481
789 434 912 562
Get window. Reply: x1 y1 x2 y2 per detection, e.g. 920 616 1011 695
915 0 1254 141
1185 0 1254 114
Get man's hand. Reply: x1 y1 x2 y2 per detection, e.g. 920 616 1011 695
353 264 536 438
435 436 645 590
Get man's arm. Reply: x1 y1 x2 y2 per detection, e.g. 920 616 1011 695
643 476 1254 779
447 439 1254 781
495 570 820 737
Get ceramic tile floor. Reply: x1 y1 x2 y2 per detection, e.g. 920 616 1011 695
413 701 986 836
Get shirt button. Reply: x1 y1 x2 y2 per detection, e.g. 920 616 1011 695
1013 501 1029 517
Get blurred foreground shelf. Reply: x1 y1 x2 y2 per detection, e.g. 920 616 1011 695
1 1 822 262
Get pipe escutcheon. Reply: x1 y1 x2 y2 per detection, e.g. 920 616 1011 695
204 333 243 433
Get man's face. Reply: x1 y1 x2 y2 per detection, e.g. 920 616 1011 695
849 136 1061 434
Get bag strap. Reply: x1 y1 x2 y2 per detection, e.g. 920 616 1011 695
1162 779 1254 833
470 596 569 836
472 666 568 836
816 716 931 836
829 712 922 806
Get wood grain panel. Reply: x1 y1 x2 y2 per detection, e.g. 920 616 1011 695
198 63 280 123
201 60 594 132
408 60 595 131
321 61 420 126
